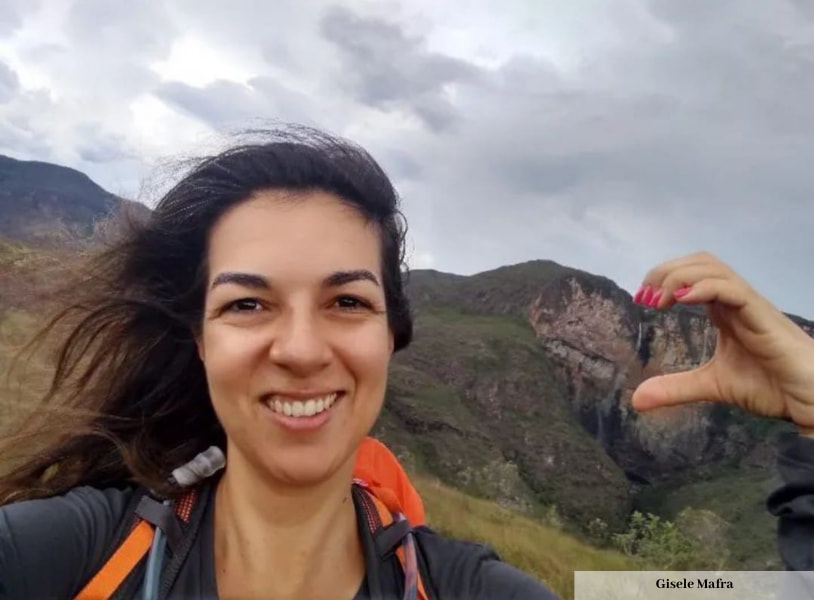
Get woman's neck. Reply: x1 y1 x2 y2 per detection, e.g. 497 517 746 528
213 451 365 600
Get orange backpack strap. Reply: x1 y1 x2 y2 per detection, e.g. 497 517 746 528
353 437 426 527
359 485 430 600
73 488 198 600
74 520 154 600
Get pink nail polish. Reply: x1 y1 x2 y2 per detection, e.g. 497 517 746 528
642 286 654 305
650 289 663 307
674 286 692 298
634 286 645 303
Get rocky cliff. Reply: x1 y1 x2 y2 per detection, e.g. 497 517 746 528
524 268 808 482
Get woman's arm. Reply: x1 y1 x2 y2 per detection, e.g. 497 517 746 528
630 252 814 572
767 432 814 571
415 527 560 600
0 486 133 599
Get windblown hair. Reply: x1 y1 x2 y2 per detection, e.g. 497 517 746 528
0 126 413 505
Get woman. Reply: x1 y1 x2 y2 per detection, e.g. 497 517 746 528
0 127 557 600
0 126 811 598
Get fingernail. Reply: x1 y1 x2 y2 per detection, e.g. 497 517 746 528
674 286 692 298
649 289 663 307
642 286 654 305
634 285 645 303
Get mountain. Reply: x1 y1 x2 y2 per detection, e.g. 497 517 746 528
2 155 810 568
0 154 146 243
379 262 813 566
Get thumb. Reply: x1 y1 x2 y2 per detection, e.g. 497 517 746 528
631 364 722 412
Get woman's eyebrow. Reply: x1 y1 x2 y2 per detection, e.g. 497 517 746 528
210 272 270 290
209 270 380 290
323 270 380 288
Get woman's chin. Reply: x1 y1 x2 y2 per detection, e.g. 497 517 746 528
260 449 349 488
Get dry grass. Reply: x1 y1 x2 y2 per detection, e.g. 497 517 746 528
416 474 640 599
0 310 48 424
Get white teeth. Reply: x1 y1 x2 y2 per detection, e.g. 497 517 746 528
265 392 340 418
304 400 316 417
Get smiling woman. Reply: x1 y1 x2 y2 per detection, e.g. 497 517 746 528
0 126 558 600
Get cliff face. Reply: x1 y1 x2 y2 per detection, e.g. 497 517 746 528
436 265 811 483
528 272 728 481
531 271 814 482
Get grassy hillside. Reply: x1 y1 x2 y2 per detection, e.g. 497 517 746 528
376 304 632 530
635 466 782 569
416 473 640 599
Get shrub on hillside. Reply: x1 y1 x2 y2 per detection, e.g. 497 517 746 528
612 509 728 569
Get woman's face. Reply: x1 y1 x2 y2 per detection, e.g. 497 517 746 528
197 190 394 487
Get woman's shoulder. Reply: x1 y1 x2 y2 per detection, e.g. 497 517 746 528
413 526 560 600
0 484 140 599
1 484 140 542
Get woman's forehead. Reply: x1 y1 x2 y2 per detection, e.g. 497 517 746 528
206 191 383 282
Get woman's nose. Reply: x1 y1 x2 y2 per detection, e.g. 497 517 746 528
267 310 332 375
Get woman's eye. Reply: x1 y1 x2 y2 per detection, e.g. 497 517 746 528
226 298 262 312
335 296 371 311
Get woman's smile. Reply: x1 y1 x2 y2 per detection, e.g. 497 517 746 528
260 391 347 432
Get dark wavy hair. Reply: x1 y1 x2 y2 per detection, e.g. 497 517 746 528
0 126 413 504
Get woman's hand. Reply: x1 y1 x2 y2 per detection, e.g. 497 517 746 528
631 251 814 434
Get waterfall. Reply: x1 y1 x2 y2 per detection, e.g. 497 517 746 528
635 322 643 353
597 367 626 449
701 322 710 364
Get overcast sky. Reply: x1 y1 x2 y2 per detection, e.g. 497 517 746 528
1 0 813 319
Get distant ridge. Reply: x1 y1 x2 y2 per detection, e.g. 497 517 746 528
0 154 122 242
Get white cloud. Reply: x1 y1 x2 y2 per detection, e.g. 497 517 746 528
152 35 264 87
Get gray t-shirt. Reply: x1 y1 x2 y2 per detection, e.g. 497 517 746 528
0 485 362 599
0 484 557 599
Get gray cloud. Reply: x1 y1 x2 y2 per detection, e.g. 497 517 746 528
74 123 135 164
0 0 25 36
0 106 54 159
26 2 173 100
0 62 19 103
156 77 318 130
789 0 814 19
347 0 814 318
319 5 481 131
66 0 175 60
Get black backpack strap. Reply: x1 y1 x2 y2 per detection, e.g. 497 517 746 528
352 484 436 600
134 496 184 554
375 520 413 557
156 481 214 599
353 485 387 599
105 483 213 600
